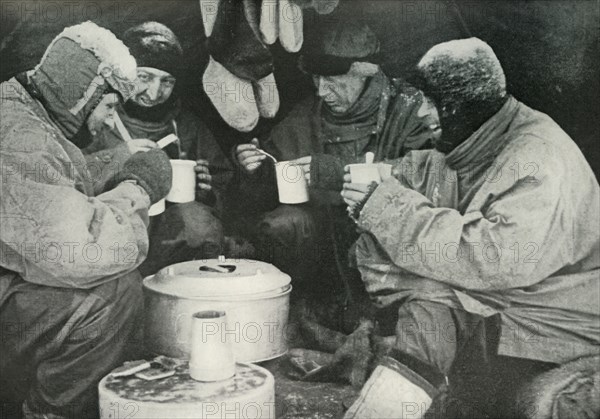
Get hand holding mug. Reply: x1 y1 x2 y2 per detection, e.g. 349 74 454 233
341 181 372 207
195 159 212 191
343 162 393 184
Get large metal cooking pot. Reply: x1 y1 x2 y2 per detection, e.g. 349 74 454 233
143 258 291 363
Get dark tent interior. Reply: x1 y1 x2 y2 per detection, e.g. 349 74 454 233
1 1 599 417
1 0 599 178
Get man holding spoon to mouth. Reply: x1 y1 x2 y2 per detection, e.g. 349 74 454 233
234 22 437 326
85 22 235 276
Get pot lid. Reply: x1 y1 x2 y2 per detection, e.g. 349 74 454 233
143 257 291 298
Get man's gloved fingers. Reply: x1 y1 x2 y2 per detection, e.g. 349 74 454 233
197 183 212 191
197 173 212 182
118 148 172 204
343 173 352 183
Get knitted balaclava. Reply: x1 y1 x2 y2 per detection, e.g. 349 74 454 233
121 22 184 121
414 37 508 153
30 21 137 140
122 22 184 80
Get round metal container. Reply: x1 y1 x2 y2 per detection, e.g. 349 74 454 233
143 258 292 363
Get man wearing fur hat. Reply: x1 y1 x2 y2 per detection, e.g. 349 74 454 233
0 22 173 418
341 38 600 418
85 22 235 276
234 21 437 310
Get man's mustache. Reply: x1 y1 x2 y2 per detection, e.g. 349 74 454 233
136 94 157 104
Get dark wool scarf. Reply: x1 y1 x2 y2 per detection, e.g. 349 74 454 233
445 95 519 173
122 95 180 123
320 71 385 144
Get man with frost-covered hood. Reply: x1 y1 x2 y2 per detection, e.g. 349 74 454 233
0 22 172 418
341 38 599 418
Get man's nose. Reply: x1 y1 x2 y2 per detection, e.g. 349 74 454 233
145 79 161 101
316 77 331 98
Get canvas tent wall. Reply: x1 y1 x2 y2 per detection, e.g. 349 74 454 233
1 0 598 177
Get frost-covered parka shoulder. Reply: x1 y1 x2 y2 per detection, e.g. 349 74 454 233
0 79 152 294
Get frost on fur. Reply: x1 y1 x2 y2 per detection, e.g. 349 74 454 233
36 21 137 82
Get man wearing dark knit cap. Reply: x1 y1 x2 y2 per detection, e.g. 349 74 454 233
85 22 235 276
233 21 437 315
341 37 599 418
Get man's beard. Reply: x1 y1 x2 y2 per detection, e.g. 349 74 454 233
433 98 507 154
70 124 94 149
434 121 475 153
123 95 178 122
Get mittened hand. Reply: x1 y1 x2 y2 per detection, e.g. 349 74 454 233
110 149 173 204
195 159 212 191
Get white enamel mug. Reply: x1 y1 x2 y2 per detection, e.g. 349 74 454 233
166 159 196 203
188 310 236 382
275 161 309 204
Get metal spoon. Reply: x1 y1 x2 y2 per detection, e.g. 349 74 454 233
257 149 278 163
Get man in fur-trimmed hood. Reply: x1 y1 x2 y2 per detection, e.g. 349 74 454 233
1 22 172 418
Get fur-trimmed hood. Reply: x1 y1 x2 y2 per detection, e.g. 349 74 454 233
29 21 137 139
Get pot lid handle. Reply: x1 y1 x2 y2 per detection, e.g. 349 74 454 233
199 265 237 273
